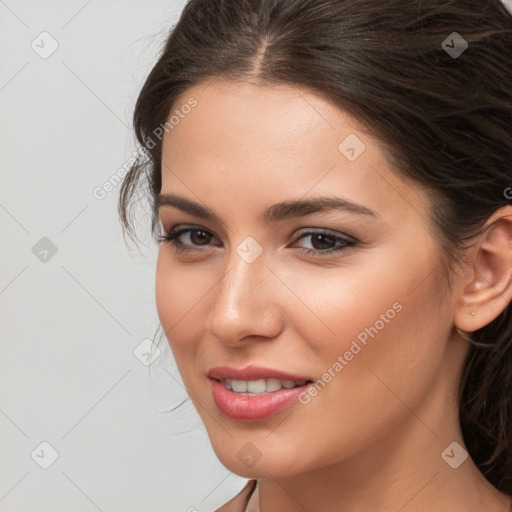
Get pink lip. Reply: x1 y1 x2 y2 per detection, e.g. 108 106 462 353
207 365 314 421
207 365 312 381
209 378 313 421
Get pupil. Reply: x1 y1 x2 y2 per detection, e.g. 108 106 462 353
192 230 209 245
313 234 334 250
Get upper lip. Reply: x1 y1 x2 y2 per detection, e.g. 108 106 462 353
207 365 313 382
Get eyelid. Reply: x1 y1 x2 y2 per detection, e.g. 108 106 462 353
293 227 356 242
171 224 221 243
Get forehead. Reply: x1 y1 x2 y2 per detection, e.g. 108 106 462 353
160 79 431 224
164 79 350 166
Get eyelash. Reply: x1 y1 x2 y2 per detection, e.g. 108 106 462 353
157 225 356 256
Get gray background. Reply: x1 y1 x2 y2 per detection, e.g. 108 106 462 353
0 1 249 510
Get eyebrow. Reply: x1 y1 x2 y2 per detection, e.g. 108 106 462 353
155 193 377 223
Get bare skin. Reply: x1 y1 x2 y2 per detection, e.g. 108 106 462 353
155 78 512 512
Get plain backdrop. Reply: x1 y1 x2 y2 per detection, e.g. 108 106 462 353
0 1 249 510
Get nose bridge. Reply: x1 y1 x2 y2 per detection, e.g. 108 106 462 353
208 240 281 342
215 245 267 316
218 233 268 303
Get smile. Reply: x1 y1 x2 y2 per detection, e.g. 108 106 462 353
209 378 314 421
219 378 309 395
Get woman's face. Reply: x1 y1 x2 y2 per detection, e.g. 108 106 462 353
155 79 465 477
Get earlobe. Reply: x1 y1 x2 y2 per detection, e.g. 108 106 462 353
454 208 512 333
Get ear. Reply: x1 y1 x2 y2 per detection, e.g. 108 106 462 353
454 207 512 333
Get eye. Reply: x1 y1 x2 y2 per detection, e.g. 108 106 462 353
157 225 357 256
157 225 219 253
291 230 356 256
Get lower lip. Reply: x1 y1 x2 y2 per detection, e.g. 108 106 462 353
209 378 312 421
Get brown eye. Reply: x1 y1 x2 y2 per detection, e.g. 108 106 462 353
292 230 356 256
157 226 219 252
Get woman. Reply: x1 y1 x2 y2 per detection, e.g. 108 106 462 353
118 0 512 510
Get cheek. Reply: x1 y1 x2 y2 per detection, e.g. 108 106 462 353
279 251 447 399
154 251 204 373
285 260 447 437
278 246 443 363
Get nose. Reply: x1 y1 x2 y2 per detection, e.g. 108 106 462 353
207 248 284 346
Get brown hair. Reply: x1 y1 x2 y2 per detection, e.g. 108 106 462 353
118 0 512 494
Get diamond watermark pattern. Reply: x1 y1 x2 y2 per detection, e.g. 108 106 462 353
237 442 262 467
31 441 59 469
31 31 59 59
441 441 468 469
236 236 263 264
441 32 468 59
133 338 161 367
32 237 58 263
338 133 366 161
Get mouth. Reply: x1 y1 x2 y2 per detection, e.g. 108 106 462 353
211 377 313 395
206 366 315 421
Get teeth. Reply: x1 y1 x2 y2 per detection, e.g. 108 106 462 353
221 378 308 394
247 379 266 393
231 380 247 393
265 378 282 392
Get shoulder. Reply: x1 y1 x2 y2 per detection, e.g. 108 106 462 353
215 479 258 512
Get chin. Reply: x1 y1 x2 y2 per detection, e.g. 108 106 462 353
206 432 310 479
